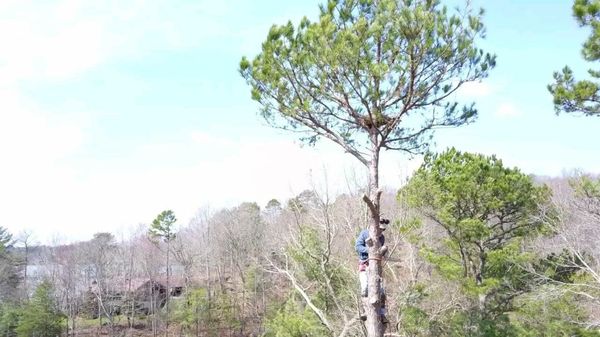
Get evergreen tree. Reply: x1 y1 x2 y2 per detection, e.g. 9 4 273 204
0 227 20 303
16 281 64 337
549 0 600 116
149 210 177 335
0 228 12 250
0 304 22 337
400 149 553 334
512 291 600 337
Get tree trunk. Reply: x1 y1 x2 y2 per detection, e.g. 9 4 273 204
71 303 76 337
127 248 134 329
166 241 170 337
23 241 29 301
477 251 486 312
363 144 385 337
150 280 157 337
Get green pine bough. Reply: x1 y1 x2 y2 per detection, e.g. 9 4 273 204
549 0 600 116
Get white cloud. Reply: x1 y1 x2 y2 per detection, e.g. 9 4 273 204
457 81 493 98
0 3 108 82
0 89 89 241
0 0 238 83
495 102 521 118
0 90 86 162
190 131 238 148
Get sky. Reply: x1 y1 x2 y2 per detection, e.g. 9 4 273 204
1 0 599 244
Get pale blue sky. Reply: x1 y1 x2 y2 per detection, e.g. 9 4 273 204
1 0 598 243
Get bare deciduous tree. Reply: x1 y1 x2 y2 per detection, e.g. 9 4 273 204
531 174 600 329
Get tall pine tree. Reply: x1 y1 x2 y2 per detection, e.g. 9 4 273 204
240 1 495 334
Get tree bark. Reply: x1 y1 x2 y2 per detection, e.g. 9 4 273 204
166 240 170 337
363 143 385 337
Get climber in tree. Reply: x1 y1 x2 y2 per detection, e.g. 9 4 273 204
355 218 389 323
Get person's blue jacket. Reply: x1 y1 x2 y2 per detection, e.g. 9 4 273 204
355 229 385 261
